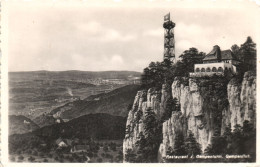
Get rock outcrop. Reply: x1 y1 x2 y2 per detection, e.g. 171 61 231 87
123 72 256 162
222 71 256 131
123 87 164 161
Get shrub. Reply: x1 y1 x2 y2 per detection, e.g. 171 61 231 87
10 156 15 162
28 156 35 162
32 150 38 156
18 155 24 160
54 156 59 161
103 145 109 152
97 158 103 162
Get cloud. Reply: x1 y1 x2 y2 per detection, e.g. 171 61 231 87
77 21 137 42
143 28 163 37
103 29 137 42
110 54 124 65
7 4 257 72
174 22 215 56
77 21 101 35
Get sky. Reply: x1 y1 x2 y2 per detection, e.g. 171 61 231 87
5 0 260 72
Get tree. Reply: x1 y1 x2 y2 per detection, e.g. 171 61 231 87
134 110 143 124
184 131 201 157
28 156 35 162
204 129 227 155
241 121 256 155
231 44 240 58
179 48 205 76
166 146 174 155
239 36 256 71
10 156 16 162
161 97 180 121
134 132 147 162
18 155 24 161
223 124 232 154
141 47 205 89
229 124 243 154
141 108 162 162
103 145 109 152
141 60 174 89
124 149 137 162
173 132 187 155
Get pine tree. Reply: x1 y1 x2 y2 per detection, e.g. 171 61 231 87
223 124 232 154
184 131 201 157
230 124 243 154
173 132 187 155
239 36 256 71
125 149 137 162
205 129 227 155
137 107 162 162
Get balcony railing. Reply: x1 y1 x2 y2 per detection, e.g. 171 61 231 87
189 72 224 77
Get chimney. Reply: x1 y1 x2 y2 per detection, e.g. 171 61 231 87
213 45 221 62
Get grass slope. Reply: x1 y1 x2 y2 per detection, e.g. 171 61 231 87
51 85 140 119
9 115 40 135
9 113 126 154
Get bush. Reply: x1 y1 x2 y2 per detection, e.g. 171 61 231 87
28 156 35 162
10 156 15 162
87 152 93 158
18 155 24 160
97 158 103 162
27 149 32 154
43 158 48 162
32 150 38 156
69 156 74 162
103 145 109 152
39 152 45 157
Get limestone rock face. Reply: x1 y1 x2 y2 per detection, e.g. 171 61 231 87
159 112 184 158
224 71 256 131
123 72 256 162
123 86 168 161
161 78 213 155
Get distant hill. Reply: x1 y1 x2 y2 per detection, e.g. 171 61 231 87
9 115 40 135
50 85 140 120
9 113 126 153
9 70 141 81
35 113 126 140
33 114 64 128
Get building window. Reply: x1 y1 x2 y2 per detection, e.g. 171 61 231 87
195 68 200 72
201 68 205 72
212 67 217 72
206 67 211 72
218 67 224 72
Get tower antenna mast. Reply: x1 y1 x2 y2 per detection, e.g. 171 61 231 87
163 13 176 63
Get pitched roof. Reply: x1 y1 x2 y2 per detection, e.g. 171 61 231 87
221 50 236 60
56 138 64 145
203 45 221 61
73 145 89 151
203 46 237 61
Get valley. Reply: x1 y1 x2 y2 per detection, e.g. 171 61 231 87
9 71 141 120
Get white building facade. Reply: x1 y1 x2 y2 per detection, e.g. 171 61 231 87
190 45 239 77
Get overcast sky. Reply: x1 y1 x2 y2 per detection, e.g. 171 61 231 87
6 0 259 72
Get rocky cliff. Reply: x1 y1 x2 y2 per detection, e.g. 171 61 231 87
123 72 256 162
222 71 256 132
